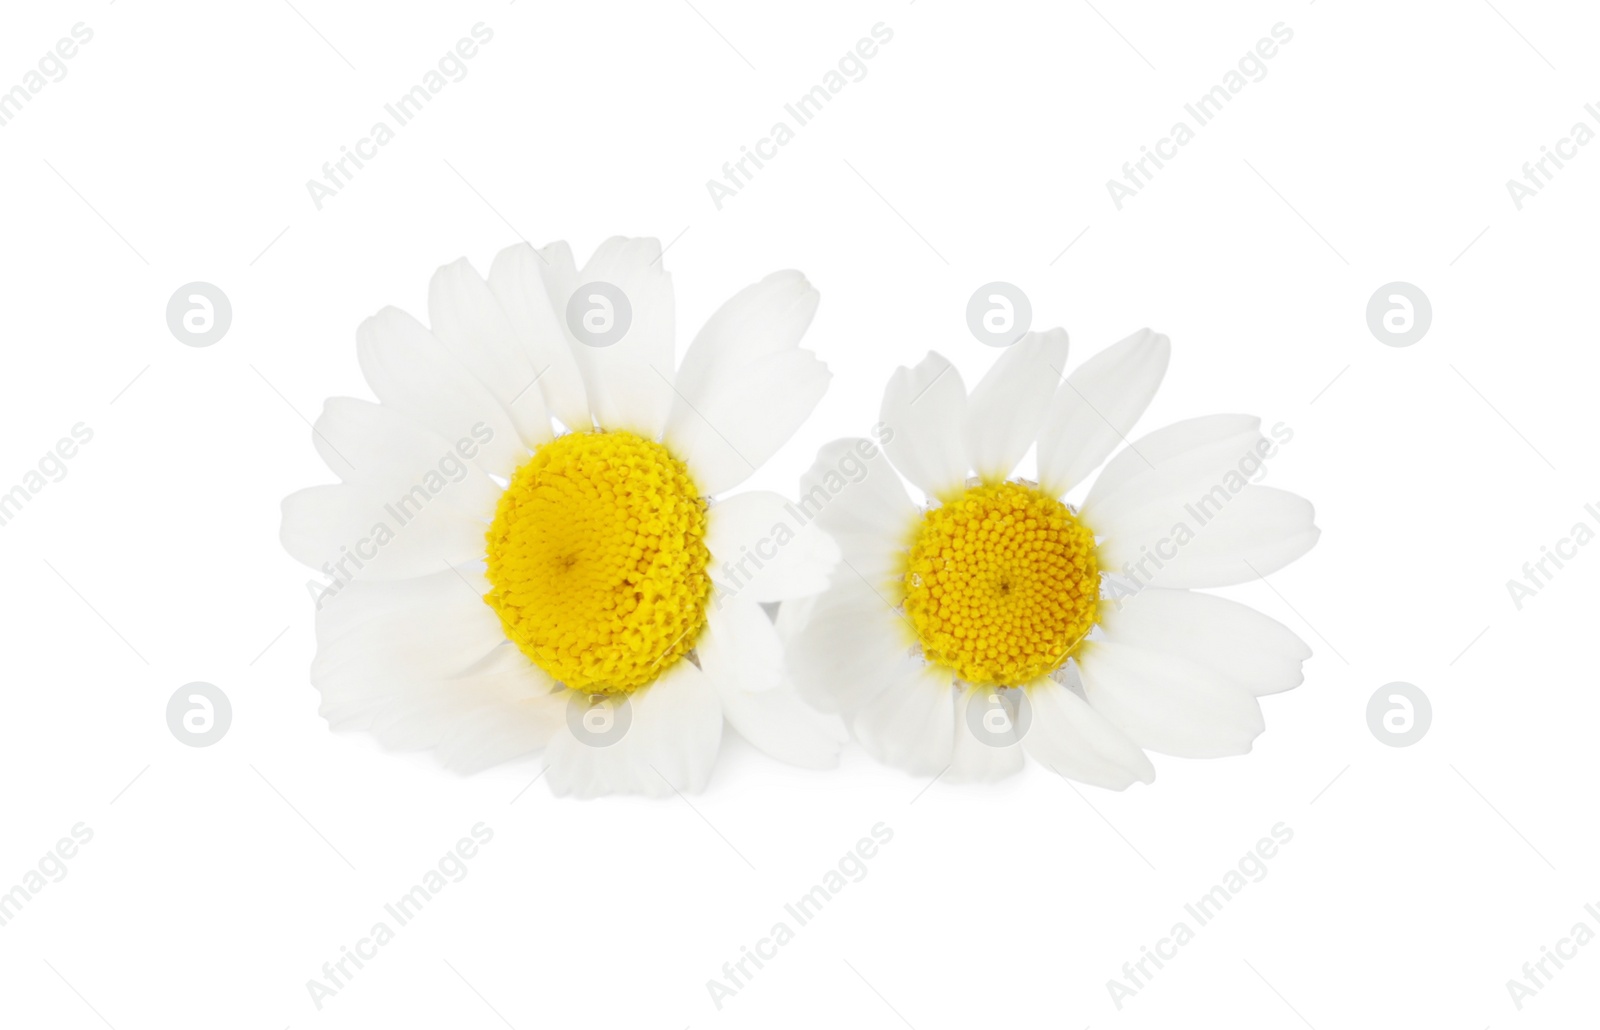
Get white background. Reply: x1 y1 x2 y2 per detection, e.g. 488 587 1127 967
2 0 1597 1027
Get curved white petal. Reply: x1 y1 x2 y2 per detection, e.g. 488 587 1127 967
355 306 526 476
1076 640 1265 758
1097 588 1310 696
779 578 914 714
1093 485 1319 588
716 682 847 770
797 438 916 589
428 258 553 448
1037 329 1170 497
311 573 564 771
312 569 503 687
880 352 968 501
310 399 501 516
551 237 677 438
488 242 593 432
965 329 1068 483
352 647 565 773
699 598 847 769
1083 414 1266 528
281 482 488 581
849 662 958 775
706 491 841 603
664 270 828 494
697 593 783 694
946 685 1025 782
543 658 723 798
1022 678 1155 789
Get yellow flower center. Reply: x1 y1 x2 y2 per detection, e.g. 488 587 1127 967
903 481 1100 687
484 430 711 695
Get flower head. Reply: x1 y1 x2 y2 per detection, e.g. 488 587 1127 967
282 238 843 797
780 329 1318 787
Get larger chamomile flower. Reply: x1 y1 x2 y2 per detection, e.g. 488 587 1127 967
780 330 1318 787
281 238 844 798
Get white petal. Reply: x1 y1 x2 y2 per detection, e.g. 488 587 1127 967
965 329 1068 483
698 593 783 694
311 574 564 771
797 438 916 589
1037 329 1170 497
718 685 847 770
1083 414 1265 527
529 240 580 314
946 685 1026 782
428 258 553 449
1021 678 1154 789
698 595 847 770
312 569 503 687
357 647 565 773
310 399 500 516
543 658 723 798
879 352 968 501
625 664 725 795
779 578 914 714
706 491 841 603
558 237 677 438
1097 588 1310 696
355 306 526 476
1093 485 1319 588
281 483 488 581
849 662 958 775
488 242 593 432
1076 640 1265 758
664 271 828 494
426 700 563 772
312 563 489 646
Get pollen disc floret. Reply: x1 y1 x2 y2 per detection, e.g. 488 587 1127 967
903 481 1099 687
484 430 712 695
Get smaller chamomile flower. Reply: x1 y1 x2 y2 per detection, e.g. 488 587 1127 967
780 329 1318 787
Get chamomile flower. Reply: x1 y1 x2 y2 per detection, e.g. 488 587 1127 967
779 330 1318 787
281 238 844 797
